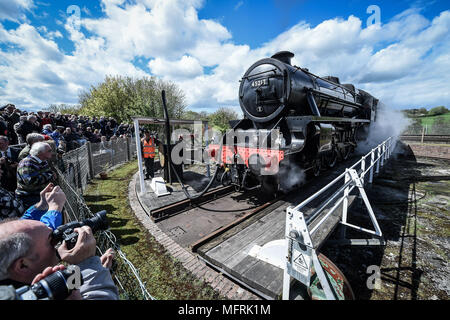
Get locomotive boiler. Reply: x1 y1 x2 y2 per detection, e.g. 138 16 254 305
209 51 379 194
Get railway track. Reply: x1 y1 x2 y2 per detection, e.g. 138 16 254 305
400 134 450 144
154 185 280 249
150 185 236 222
138 147 393 300
152 152 364 254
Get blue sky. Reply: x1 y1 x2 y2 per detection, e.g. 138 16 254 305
200 0 447 47
0 0 449 112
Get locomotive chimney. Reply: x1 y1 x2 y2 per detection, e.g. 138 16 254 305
271 51 294 65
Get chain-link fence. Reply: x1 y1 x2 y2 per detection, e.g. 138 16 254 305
55 136 156 300
56 136 137 191
403 120 450 135
89 137 132 177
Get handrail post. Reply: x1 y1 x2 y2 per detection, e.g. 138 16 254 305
389 138 393 158
376 146 380 174
340 169 350 239
369 149 374 184
361 156 366 185
387 139 391 159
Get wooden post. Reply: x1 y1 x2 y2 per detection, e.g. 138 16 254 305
86 141 95 179
421 126 425 144
125 136 130 161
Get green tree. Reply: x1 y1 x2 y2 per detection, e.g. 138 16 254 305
418 107 428 115
209 107 238 133
78 75 186 123
183 110 209 121
428 106 448 116
47 103 82 114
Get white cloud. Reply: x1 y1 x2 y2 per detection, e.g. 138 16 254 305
82 0 230 60
0 0 34 22
149 55 203 79
0 0 449 113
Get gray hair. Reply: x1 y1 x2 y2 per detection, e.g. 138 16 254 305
27 115 36 121
26 133 44 146
0 232 33 280
30 141 51 157
43 124 53 131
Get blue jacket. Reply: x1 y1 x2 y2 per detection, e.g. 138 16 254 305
20 205 62 230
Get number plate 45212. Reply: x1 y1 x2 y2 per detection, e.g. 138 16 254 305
252 78 268 87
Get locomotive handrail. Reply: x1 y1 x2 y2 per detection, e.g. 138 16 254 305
297 66 359 96
309 88 363 109
241 68 278 80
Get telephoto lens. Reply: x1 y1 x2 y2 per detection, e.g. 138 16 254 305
51 210 108 249
0 269 83 300
83 210 108 233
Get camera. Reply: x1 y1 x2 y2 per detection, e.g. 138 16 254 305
51 210 108 249
0 268 83 300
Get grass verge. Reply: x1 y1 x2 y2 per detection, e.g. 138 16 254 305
83 160 221 300
416 112 450 126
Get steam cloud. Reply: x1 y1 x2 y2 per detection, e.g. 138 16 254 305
356 102 412 155
279 162 306 192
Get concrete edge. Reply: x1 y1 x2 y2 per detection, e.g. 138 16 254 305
127 171 261 300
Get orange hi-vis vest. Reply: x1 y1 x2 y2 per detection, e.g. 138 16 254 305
142 138 156 158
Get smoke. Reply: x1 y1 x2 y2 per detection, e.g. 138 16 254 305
278 162 306 192
356 102 412 155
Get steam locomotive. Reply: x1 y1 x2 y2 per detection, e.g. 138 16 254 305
209 51 379 194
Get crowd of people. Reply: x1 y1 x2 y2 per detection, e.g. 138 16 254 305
0 103 134 152
0 103 127 300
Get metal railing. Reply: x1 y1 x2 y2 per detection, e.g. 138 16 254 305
52 137 156 300
297 136 393 238
247 137 394 300
56 136 137 194
282 137 394 300
56 168 154 300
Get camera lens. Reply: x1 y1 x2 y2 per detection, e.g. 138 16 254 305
30 270 70 300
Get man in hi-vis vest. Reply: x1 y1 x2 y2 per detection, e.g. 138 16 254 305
141 130 158 180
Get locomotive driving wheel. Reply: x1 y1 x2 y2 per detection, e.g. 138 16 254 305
341 145 351 160
325 149 338 168
312 157 322 177
307 253 355 300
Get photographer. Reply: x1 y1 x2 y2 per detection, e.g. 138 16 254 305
0 218 119 300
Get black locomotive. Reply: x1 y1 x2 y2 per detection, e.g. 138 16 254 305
209 51 379 194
